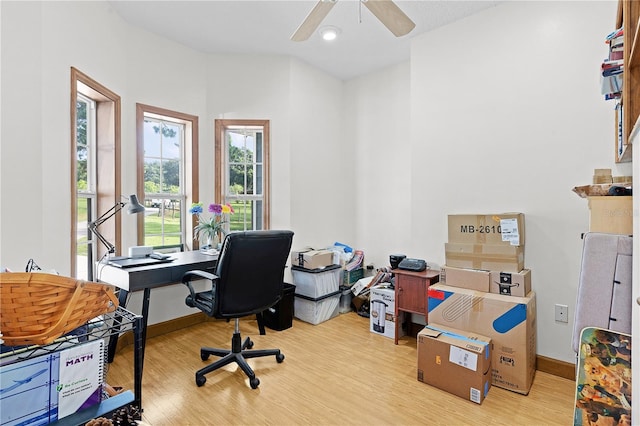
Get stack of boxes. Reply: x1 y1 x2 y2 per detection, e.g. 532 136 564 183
418 213 537 401
290 248 342 325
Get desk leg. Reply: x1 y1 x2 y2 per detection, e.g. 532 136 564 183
394 303 400 345
133 314 144 412
256 313 266 335
140 287 151 373
107 289 129 363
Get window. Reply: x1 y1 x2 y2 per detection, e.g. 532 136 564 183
75 94 97 279
136 104 198 251
71 68 121 280
215 119 270 231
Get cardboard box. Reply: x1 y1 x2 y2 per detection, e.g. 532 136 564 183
343 268 364 286
417 324 492 404
351 276 375 296
592 168 612 184
587 196 632 235
445 243 524 273
427 284 536 394
370 286 405 340
440 266 491 292
290 248 334 270
448 213 525 246
490 269 531 297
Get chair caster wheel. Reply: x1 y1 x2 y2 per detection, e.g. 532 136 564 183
196 374 206 387
200 350 210 361
276 353 285 363
250 377 260 389
247 339 254 349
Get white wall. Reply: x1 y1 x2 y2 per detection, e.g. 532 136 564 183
344 62 413 269
408 0 627 363
0 1 626 364
1 1 130 272
1 1 44 269
288 59 351 250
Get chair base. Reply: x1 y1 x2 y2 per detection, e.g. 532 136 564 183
195 328 284 389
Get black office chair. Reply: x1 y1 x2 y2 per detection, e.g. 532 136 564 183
182 230 294 389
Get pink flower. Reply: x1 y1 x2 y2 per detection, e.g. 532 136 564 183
208 203 223 215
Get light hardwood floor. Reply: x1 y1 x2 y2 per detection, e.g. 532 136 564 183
106 312 576 425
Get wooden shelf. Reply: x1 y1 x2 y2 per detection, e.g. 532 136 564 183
629 114 640 144
616 0 640 163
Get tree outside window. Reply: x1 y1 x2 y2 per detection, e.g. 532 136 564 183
136 104 199 251
215 119 270 232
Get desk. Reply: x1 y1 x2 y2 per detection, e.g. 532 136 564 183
99 251 218 364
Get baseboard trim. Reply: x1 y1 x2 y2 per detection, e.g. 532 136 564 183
536 354 575 380
115 315 577 381
114 312 211 351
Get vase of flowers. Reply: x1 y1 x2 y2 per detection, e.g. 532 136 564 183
189 202 234 249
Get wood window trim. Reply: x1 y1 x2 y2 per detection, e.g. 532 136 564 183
214 119 270 229
136 103 199 248
70 67 121 274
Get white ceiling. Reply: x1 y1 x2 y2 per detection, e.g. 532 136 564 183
108 0 503 80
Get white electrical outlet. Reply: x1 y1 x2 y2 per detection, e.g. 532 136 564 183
555 304 568 323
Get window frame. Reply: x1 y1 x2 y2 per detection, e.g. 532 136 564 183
70 67 121 278
214 119 270 231
136 103 199 250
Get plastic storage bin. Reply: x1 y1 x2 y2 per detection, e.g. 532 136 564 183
339 285 353 313
294 291 341 325
262 283 296 331
291 265 342 298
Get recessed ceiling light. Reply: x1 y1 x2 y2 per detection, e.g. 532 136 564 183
319 26 340 41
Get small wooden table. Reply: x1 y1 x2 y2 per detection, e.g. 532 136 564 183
392 268 440 344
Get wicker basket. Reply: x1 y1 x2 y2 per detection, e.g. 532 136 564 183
0 272 119 346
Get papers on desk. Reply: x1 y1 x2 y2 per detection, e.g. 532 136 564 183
107 256 174 269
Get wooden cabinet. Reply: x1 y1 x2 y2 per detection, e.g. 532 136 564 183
615 1 640 162
392 268 440 344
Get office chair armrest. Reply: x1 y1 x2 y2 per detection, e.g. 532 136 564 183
182 269 218 283
182 270 218 303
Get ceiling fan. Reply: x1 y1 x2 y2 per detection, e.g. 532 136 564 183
291 0 416 42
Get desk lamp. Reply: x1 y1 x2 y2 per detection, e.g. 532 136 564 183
88 194 145 256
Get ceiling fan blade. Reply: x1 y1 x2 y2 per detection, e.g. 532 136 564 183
291 0 338 42
363 0 415 37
